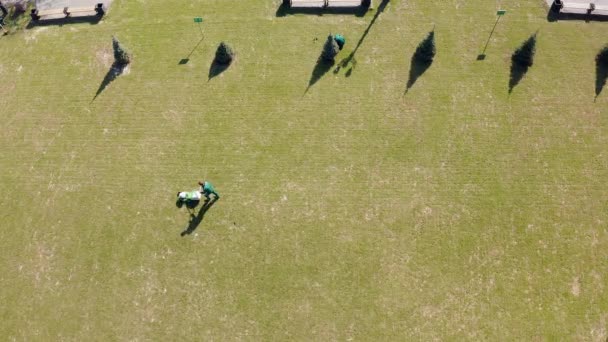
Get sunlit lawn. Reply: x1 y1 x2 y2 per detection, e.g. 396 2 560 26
1 0 607 339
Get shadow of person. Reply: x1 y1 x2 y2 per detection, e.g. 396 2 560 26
180 198 217 236
335 53 357 75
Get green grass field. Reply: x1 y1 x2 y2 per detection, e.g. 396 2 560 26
1 0 607 339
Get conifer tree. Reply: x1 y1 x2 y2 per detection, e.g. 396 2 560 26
112 36 131 66
597 45 608 66
215 42 234 65
413 30 436 64
320 34 339 62
512 33 537 67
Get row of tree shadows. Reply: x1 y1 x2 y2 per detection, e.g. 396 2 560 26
545 1 608 101
89 0 608 101
508 32 608 98
302 1 608 97
93 37 232 101
307 28 608 97
92 34 608 101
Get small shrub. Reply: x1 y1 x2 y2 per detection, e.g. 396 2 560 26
320 34 340 62
214 42 234 65
597 45 608 66
112 36 131 65
512 34 537 68
413 30 436 64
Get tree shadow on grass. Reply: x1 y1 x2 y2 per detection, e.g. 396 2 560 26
404 30 435 95
596 61 608 101
180 199 217 236
305 59 334 93
509 32 537 94
508 62 529 94
92 63 126 102
404 58 432 95
208 61 230 81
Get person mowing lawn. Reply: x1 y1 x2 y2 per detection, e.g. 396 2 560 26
198 180 220 201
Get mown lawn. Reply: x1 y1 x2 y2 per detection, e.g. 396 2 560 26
1 0 607 339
